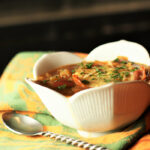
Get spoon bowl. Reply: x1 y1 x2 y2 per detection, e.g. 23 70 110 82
2 111 43 136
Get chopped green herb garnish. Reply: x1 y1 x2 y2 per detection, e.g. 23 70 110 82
124 72 130 77
82 80 90 84
43 80 49 84
86 63 93 69
120 76 123 80
71 69 75 73
113 70 119 73
131 67 139 72
104 79 112 82
97 70 103 74
79 63 84 67
95 68 104 77
80 72 85 75
121 66 127 69
95 68 99 72
121 61 127 64
116 65 127 70
97 73 103 77
111 74 119 79
91 78 96 80
57 84 67 90
99 66 105 69
113 58 120 62
111 73 123 80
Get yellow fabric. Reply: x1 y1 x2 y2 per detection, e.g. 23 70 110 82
0 51 149 150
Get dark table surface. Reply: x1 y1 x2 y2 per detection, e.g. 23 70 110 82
0 0 150 75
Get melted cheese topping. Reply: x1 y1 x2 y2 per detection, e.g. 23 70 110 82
35 57 150 96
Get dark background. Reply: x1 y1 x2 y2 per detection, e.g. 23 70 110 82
0 0 150 75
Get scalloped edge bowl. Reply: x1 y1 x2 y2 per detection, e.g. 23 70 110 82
25 40 150 137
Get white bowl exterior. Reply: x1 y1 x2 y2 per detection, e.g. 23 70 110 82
25 79 79 129
26 40 150 135
69 83 114 131
85 40 150 65
33 52 83 79
26 79 150 132
69 81 150 132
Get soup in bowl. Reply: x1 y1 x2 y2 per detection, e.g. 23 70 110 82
26 40 150 137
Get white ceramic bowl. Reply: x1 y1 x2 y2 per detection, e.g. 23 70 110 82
26 40 150 137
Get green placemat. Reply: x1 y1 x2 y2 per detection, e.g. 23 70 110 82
0 51 149 150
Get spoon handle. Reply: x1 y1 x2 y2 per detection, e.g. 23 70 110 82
41 131 109 150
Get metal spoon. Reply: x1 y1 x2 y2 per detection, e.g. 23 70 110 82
2 112 109 150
